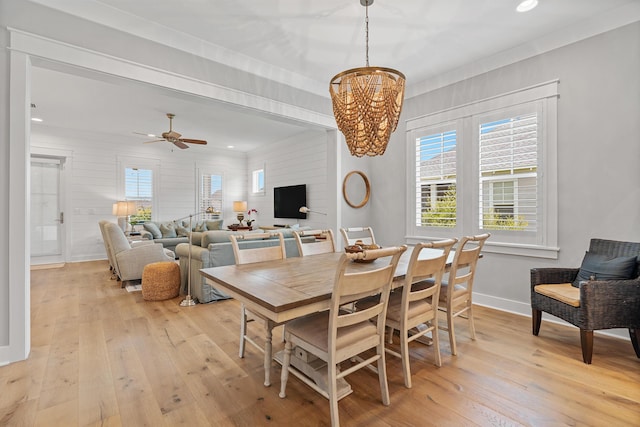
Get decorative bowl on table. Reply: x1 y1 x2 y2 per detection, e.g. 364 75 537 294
344 242 382 263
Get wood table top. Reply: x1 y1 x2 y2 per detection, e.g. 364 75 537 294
200 248 450 316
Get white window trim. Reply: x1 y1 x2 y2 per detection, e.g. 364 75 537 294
198 168 224 216
117 156 160 220
406 80 559 259
252 166 265 195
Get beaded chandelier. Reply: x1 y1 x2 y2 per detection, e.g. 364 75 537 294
329 0 405 157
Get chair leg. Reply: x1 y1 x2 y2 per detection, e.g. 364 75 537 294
239 305 247 358
532 308 542 335
629 328 640 358
377 342 390 406
399 329 411 388
580 329 594 364
448 310 457 356
279 340 292 398
467 304 476 341
432 321 442 368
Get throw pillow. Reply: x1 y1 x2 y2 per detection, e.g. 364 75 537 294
176 224 190 237
143 222 162 239
205 219 223 230
160 222 177 238
572 251 638 287
194 221 207 232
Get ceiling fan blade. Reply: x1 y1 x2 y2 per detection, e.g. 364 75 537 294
180 138 207 145
173 140 189 149
143 139 165 144
133 131 157 137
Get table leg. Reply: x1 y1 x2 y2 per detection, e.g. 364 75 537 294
264 322 273 386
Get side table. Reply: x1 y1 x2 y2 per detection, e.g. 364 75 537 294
227 225 253 231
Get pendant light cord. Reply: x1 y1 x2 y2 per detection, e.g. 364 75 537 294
365 0 370 67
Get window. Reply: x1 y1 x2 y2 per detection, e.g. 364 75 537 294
125 167 152 224
200 172 223 216
478 112 537 232
407 81 559 258
252 167 265 195
415 129 457 228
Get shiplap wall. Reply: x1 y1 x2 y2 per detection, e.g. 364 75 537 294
247 130 329 230
31 127 246 263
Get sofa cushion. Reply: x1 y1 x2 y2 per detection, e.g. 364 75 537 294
143 222 162 239
176 224 190 237
572 251 638 287
194 221 207 232
205 219 223 230
160 222 178 238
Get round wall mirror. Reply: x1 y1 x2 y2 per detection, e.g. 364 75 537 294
343 170 370 208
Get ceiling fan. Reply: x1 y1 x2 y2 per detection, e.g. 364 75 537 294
135 113 207 149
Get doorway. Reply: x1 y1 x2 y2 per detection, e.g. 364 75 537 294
30 155 66 265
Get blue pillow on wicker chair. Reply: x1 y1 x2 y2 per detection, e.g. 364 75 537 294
572 251 638 287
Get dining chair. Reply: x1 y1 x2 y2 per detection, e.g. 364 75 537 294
294 229 336 256
438 233 490 356
279 245 407 427
384 238 457 388
229 232 286 386
339 226 376 247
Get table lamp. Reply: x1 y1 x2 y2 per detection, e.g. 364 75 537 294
233 201 248 224
112 200 137 232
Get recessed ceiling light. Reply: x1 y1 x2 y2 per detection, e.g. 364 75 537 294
147 133 156 137
31 117 43 122
227 145 234 149
517 0 538 12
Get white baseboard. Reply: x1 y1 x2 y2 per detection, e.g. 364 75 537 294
473 292 631 341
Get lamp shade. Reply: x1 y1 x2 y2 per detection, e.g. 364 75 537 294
113 200 137 216
233 201 248 212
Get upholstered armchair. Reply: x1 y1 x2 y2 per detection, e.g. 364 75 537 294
103 221 175 284
531 238 640 364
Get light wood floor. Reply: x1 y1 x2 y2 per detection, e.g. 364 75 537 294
2 260 639 426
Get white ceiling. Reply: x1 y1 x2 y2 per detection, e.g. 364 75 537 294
28 0 640 152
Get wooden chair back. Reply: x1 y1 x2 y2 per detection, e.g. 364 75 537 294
229 232 286 265
330 246 407 353
339 226 376 247
294 229 336 256
446 233 490 303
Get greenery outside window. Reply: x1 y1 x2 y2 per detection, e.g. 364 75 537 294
125 167 152 224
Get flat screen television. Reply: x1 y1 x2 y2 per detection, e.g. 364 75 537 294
274 184 307 219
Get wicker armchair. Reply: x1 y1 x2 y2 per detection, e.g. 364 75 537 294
531 238 640 364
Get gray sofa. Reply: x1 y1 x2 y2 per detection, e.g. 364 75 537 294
175 228 312 303
140 218 223 253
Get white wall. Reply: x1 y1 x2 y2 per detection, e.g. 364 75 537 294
31 126 247 262
247 130 329 230
372 23 640 330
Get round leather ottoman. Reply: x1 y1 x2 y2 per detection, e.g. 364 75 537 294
142 261 180 301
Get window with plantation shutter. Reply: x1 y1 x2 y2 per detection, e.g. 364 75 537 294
200 173 223 217
407 81 559 258
415 129 457 228
479 113 537 232
125 167 153 224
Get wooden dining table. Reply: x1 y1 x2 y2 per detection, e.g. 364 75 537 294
200 247 452 389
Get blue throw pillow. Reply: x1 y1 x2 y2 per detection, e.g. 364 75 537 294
572 251 638 287
143 222 162 239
